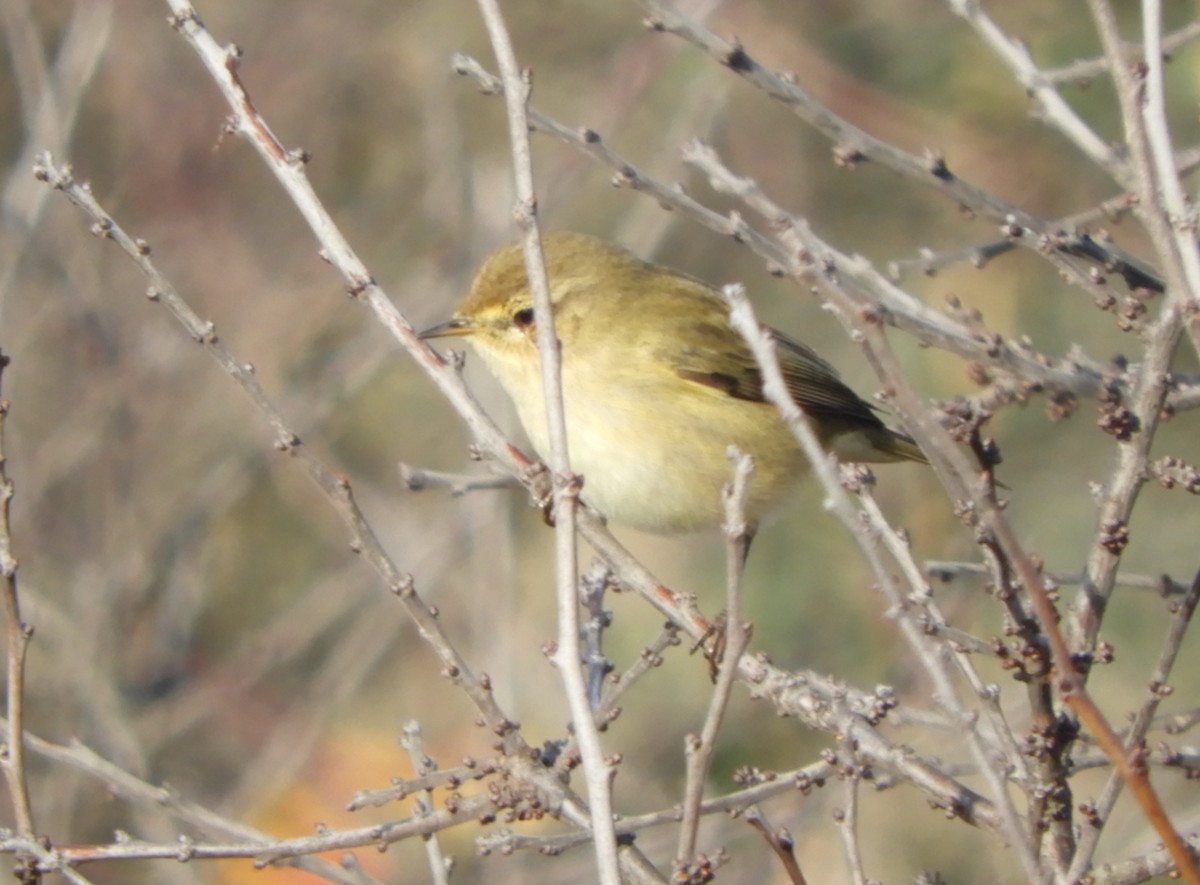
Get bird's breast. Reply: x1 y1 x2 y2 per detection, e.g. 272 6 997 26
511 359 806 532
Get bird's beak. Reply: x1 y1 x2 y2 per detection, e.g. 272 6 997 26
419 317 473 340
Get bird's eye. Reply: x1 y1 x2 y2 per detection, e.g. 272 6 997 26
512 307 535 329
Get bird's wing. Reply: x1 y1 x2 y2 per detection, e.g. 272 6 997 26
672 321 884 429
770 330 883 426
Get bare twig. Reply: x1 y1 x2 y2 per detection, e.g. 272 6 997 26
743 806 808 885
469 1 620 880
689 136 1197 882
638 0 1161 296
926 561 1191 598
833 747 868 885
720 281 1040 879
595 622 681 722
1057 8 1181 621
33 155 514 740
398 463 518 496
6 721 394 883
579 560 615 711
1046 12 1200 875
348 762 488 812
1089 834 1200 885
400 722 451 885
574 506 1007 835
887 187 1169 298
1069 563 1200 880
0 836 95 885
675 449 754 868
0 351 38 882
946 0 1126 181
1041 18 1200 85
0 0 112 319
479 759 836 859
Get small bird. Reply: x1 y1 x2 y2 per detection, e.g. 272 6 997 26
421 232 924 534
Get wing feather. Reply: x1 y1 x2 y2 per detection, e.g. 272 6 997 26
671 319 885 431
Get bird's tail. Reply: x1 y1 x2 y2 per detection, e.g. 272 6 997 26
877 428 928 464
833 426 928 464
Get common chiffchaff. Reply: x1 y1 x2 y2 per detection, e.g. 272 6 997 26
422 232 924 533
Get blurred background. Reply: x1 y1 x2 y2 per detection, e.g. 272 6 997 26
2 1 1199 882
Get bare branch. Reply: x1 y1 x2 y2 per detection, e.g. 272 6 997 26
469 0 619 877
0 353 38 880
675 449 754 869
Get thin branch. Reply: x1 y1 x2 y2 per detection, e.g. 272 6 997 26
6 722 392 883
1042 18 1200 85
33 156 515 742
348 762 488 812
480 759 835 858
0 0 112 320
1141 0 1200 299
398 463 518 496
470 1 620 880
946 0 1127 182
637 0 1158 296
1068 8 1193 743
834 747 868 885
675 449 754 869
887 188 1164 296
1089 834 1200 885
1069 563 1200 880
579 560 615 711
691 139 1194 882
575 500 1006 835
0 837 95 885
720 281 1040 879
854 482 1031 785
0 351 38 881
400 722 450 885
926 561 1192 598
595 622 681 723
743 806 808 885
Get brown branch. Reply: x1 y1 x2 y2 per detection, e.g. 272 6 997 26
1070 563 1200 878
743 806 808 885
